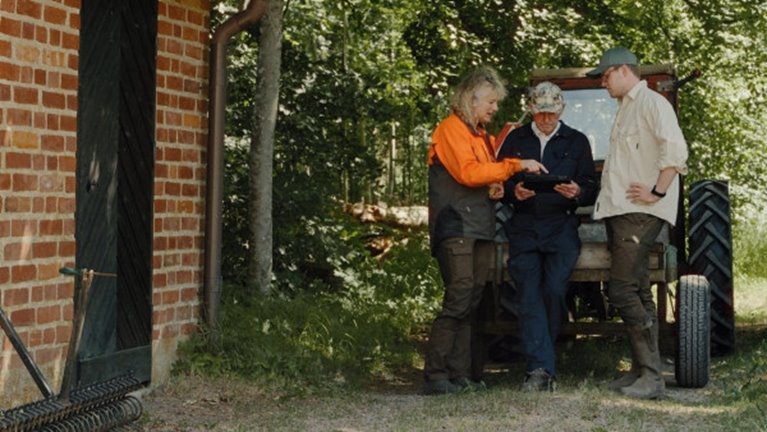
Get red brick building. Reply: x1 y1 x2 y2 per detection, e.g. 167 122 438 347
1 0 210 406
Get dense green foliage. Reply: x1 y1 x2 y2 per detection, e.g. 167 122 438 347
175 221 442 391
180 0 767 389
214 0 766 284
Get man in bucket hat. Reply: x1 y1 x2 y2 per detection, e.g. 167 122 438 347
586 47 689 399
496 81 597 392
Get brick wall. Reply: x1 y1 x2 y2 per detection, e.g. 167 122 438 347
0 0 81 405
152 0 209 383
0 0 210 405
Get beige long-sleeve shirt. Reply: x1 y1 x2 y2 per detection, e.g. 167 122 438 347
593 80 688 225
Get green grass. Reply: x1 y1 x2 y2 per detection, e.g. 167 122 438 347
734 218 767 279
158 217 767 430
736 275 767 322
172 226 443 394
147 316 767 430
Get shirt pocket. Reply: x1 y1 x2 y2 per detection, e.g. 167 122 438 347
551 148 580 177
618 128 640 152
612 129 640 179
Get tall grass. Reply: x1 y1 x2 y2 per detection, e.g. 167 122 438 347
733 218 767 279
173 221 442 394
173 206 767 397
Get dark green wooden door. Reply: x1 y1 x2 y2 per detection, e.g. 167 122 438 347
74 0 157 387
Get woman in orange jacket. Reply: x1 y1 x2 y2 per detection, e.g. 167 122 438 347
424 66 546 395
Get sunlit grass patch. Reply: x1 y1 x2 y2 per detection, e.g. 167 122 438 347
735 275 767 320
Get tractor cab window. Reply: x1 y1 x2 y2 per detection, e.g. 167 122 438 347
560 88 616 161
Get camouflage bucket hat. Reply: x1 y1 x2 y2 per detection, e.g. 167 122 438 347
528 81 565 114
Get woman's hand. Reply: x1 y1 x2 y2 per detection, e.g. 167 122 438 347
488 182 504 200
520 159 548 174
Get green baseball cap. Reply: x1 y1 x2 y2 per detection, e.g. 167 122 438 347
586 47 638 77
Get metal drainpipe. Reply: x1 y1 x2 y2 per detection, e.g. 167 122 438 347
204 0 267 337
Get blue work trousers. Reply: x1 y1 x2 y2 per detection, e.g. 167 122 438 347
505 213 580 377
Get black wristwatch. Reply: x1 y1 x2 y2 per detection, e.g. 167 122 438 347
651 185 666 198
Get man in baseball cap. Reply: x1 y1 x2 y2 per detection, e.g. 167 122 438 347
495 81 597 393
528 81 566 114
588 45 689 400
586 47 638 77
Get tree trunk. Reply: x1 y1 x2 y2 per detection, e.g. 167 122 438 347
388 121 396 200
248 0 283 295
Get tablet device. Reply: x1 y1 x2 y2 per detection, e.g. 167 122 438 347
520 174 572 193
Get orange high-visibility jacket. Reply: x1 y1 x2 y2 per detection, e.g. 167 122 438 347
427 114 522 252
427 114 521 186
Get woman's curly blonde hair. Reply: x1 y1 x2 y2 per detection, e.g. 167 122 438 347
450 66 507 126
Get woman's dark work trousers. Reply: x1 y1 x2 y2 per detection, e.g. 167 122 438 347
604 213 665 327
505 213 580 377
424 238 494 382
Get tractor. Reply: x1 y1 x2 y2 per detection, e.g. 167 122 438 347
477 64 734 388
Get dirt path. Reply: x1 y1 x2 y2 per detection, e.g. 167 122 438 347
139 363 735 432
140 282 766 431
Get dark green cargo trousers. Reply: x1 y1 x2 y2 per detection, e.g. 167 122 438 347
424 237 493 382
605 213 666 327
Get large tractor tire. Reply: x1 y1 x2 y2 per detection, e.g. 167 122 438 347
675 275 710 388
688 180 734 355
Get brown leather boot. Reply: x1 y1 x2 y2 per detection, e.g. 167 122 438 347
620 322 664 399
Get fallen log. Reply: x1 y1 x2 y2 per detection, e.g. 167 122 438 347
344 202 428 227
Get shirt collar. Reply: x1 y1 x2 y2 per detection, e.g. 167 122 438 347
531 120 561 140
626 80 647 101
